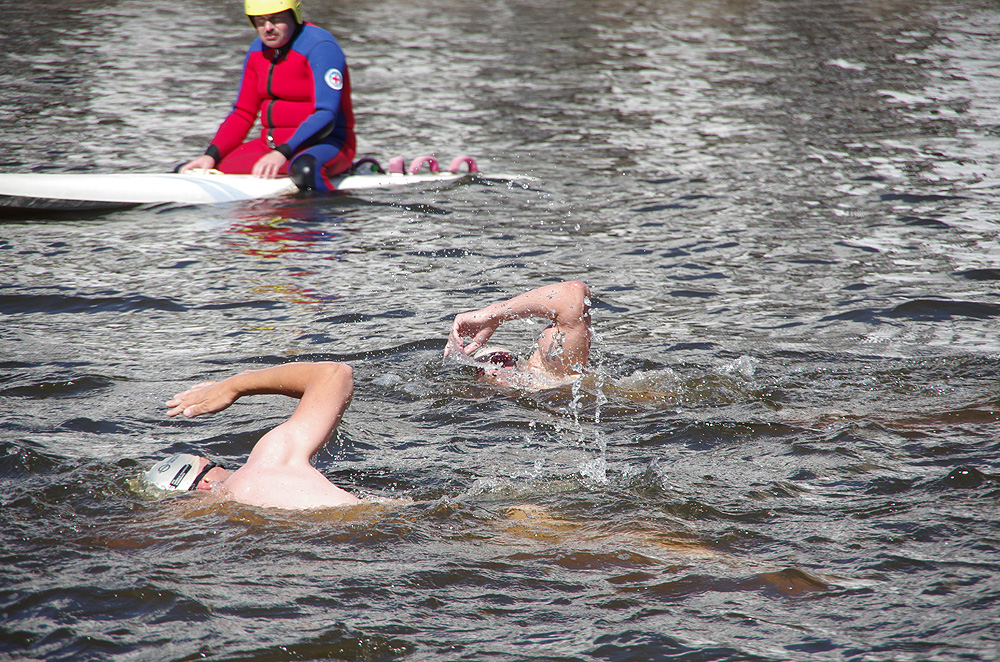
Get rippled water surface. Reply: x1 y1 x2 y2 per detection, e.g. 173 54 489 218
2 0 999 660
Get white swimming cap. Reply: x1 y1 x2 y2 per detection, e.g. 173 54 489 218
145 453 203 491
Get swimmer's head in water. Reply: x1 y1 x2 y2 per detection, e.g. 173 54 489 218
473 346 518 377
145 453 220 492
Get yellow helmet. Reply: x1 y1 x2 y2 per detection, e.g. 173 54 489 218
245 0 302 24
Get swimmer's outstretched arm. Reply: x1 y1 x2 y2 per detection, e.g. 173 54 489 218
165 361 354 463
445 280 591 376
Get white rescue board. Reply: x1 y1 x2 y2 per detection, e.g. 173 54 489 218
0 168 474 212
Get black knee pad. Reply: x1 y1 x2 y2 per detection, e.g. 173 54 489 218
289 154 319 190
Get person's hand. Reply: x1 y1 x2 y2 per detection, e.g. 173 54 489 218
252 151 288 179
166 380 237 418
444 310 499 358
179 155 216 173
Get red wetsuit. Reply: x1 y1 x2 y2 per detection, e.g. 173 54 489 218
204 22 356 190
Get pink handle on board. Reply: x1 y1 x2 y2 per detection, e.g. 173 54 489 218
388 156 406 174
447 156 478 173
408 156 440 174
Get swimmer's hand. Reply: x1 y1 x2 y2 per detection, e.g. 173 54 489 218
444 309 500 358
166 380 238 418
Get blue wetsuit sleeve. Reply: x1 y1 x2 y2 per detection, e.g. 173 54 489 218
278 39 346 156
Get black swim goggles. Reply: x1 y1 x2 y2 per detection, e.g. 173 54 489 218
189 461 222 490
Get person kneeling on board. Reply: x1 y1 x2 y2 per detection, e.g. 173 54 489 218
179 0 355 191
145 362 361 510
444 280 592 390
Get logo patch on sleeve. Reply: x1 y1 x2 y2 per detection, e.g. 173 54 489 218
324 68 344 90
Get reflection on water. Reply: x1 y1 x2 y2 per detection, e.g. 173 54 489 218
2 0 1000 660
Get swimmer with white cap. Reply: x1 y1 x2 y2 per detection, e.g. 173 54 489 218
444 280 592 389
145 453 227 492
144 361 360 510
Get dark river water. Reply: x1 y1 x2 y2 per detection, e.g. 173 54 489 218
2 0 999 660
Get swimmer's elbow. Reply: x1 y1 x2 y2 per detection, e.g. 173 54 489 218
564 280 590 299
560 281 591 317
316 362 354 392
